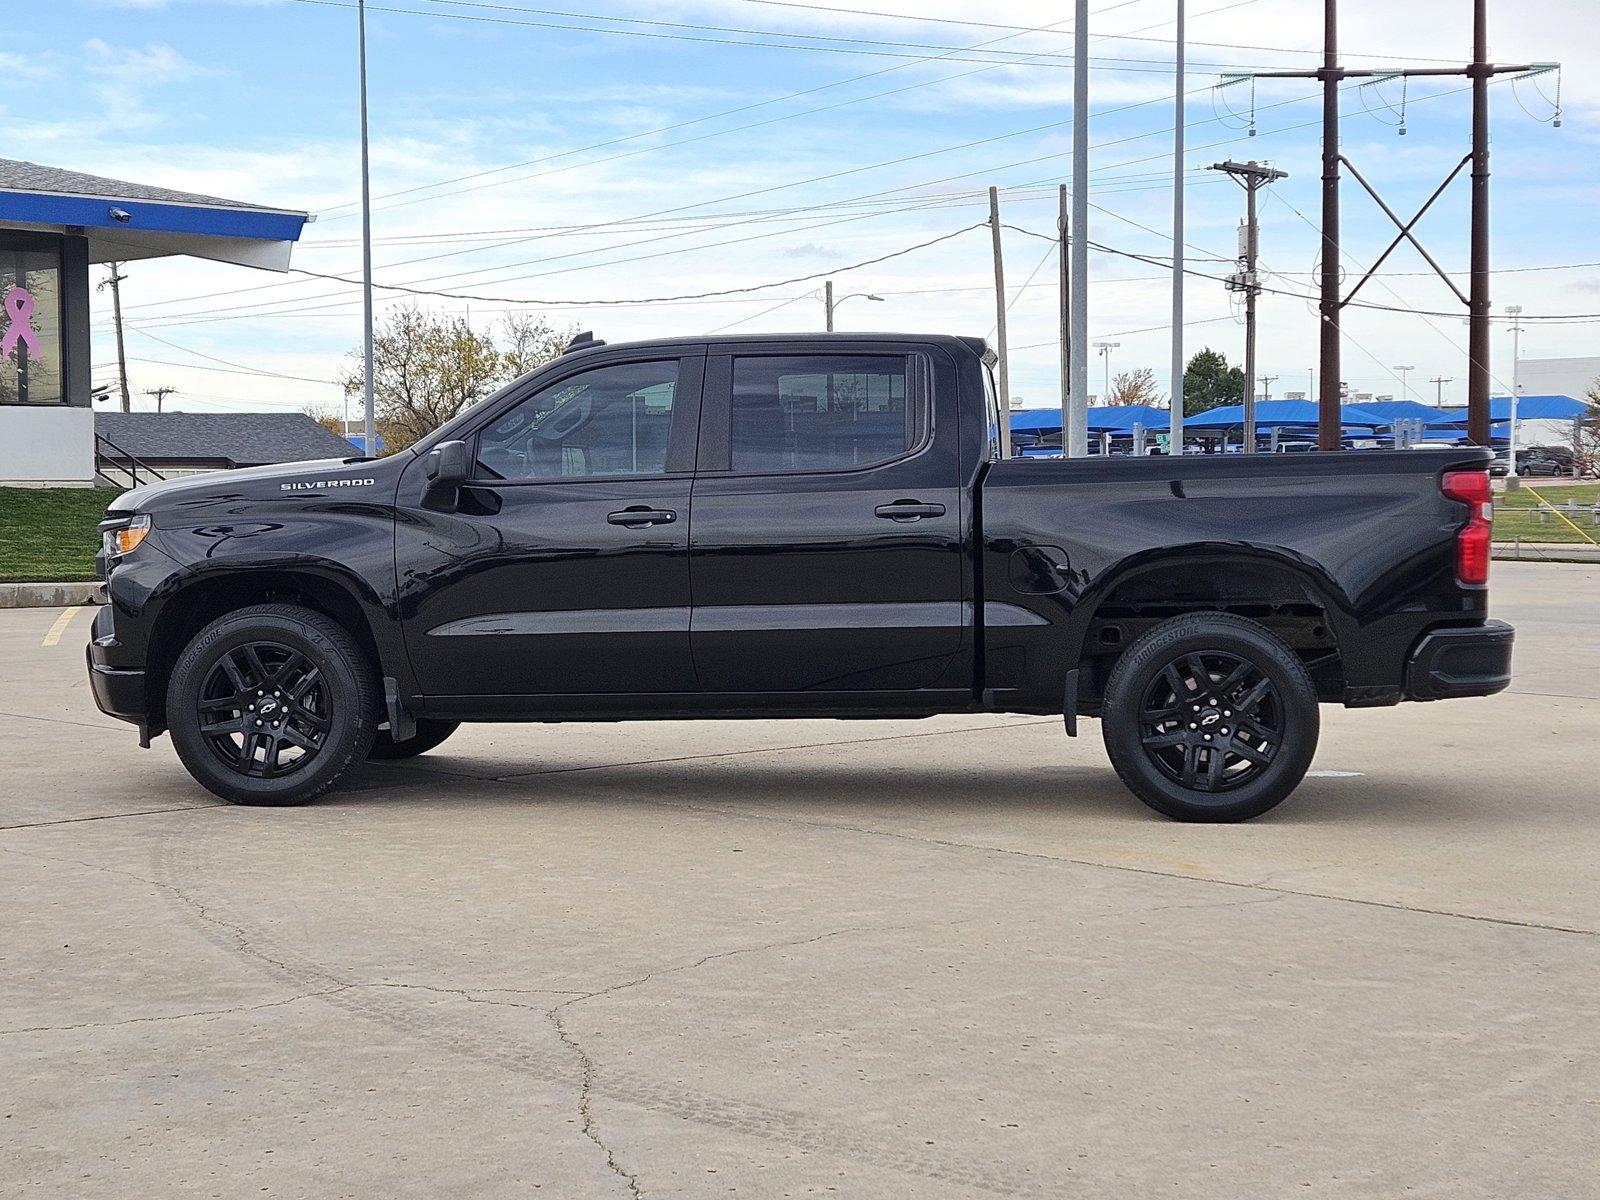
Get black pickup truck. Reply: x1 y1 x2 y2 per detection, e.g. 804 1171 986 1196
88 333 1512 821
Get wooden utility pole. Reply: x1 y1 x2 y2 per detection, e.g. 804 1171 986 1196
1230 0 1547 450
1431 375 1452 405
824 279 834 332
144 386 175 413
1210 160 1288 453
988 186 1011 457
97 264 132 413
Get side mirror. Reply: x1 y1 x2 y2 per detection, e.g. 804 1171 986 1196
421 440 471 511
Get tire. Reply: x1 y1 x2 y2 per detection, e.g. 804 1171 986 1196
367 719 460 760
167 603 381 806
1101 612 1320 823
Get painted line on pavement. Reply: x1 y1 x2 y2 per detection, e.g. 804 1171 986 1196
41 606 84 647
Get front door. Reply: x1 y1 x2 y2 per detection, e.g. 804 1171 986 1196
688 345 966 699
398 353 703 707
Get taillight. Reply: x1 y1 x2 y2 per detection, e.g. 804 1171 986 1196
1442 469 1493 585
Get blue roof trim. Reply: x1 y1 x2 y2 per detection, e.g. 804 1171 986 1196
0 190 306 242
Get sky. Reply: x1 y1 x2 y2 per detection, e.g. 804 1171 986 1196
10 0 1600 416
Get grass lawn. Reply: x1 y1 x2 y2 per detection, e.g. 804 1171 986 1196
0 487 113 582
1495 481 1600 546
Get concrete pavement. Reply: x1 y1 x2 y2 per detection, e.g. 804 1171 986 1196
3 563 1597 1198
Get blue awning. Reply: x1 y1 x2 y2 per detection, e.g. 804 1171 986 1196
0 158 310 271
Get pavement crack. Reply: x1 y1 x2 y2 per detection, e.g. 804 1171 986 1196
538 924 891 1200
627 799 1600 940
0 986 354 1037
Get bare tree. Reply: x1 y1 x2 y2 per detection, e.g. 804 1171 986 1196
339 307 573 453
1571 375 1600 476
302 403 345 438
500 313 571 379
1106 366 1161 407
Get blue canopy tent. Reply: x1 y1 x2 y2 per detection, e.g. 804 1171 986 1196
1185 400 1388 431
1010 405 1172 435
1427 395 1584 426
1347 399 1450 425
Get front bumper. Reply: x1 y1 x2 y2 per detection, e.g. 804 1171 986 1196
1404 619 1514 701
86 603 149 733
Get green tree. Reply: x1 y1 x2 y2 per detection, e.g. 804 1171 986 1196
340 307 573 453
1182 347 1246 416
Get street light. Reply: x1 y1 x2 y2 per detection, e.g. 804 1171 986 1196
1394 365 1415 401
1505 305 1525 483
1093 340 1120 402
823 280 885 331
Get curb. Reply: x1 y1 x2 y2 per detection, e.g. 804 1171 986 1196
1493 543 1600 564
0 582 103 609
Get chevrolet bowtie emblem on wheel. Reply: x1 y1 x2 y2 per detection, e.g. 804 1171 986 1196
258 697 279 715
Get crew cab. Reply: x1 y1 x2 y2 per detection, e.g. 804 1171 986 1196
87 333 1513 821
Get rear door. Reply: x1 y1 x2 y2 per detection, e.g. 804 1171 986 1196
688 343 966 698
397 351 703 706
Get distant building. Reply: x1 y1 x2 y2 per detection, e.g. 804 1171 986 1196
94 412 357 488
1516 356 1600 404
0 157 309 486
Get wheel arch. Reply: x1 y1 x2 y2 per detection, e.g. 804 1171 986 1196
146 564 392 731
1064 544 1356 704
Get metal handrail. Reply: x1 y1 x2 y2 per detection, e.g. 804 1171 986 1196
95 432 167 488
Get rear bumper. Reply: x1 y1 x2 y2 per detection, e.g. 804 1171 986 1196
1404 619 1514 701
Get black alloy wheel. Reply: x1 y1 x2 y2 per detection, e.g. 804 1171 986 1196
1137 651 1281 794
1102 612 1320 822
197 642 331 779
168 603 380 806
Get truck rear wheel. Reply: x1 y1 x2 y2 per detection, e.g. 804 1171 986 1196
1101 612 1319 822
167 603 380 806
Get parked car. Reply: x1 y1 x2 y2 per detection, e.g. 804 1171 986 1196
1518 454 1568 477
88 333 1513 823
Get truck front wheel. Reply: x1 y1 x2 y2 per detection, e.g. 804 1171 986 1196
1101 613 1319 822
167 603 381 806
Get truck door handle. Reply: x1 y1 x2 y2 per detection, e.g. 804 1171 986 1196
607 507 676 527
874 500 945 521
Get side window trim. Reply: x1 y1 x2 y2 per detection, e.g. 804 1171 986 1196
698 350 931 479
466 354 704 485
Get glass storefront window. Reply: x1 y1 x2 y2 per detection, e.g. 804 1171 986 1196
0 246 64 405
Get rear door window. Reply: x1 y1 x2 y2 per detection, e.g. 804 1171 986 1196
728 355 924 473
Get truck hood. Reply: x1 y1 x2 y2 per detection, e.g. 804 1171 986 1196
107 457 398 515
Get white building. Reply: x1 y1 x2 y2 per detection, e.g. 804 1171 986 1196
0 158 308 486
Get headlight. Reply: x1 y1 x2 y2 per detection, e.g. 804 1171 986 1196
100 514 151 558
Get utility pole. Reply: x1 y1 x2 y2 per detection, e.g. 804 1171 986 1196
1228 0 1549 450
1058 184 1071 458
1093 341 1120 402
1505 304 1525 482
1259 375 1278 404
97 264 132 413
1210 159 1287 453
988 186 1011 457
1394 364 1415 400
1069 0 1090 459
358 0 376 456
1169 0 1186 455
1431 375 1452 405
144 386 175 413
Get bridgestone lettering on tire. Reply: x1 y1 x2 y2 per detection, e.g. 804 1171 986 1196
1101 612 1320 822
167 603 380 806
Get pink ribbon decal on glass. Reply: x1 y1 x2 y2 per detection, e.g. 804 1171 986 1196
2 287 41 358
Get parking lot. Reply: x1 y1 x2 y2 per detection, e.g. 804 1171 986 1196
3 561 1597 1198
